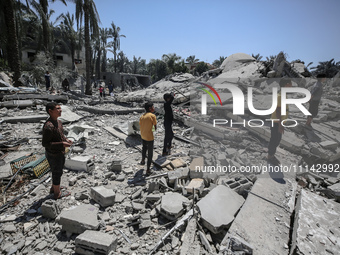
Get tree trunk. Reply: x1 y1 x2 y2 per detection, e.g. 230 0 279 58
84 0 92 95
4 0 21 86
40 0 49 53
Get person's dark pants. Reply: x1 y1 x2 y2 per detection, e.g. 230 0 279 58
142 139 154 169
309 100 320 118
163 120 174 153
46 152 65 185
268 123 282 157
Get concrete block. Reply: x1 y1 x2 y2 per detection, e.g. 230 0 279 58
170 158 186 168
41 200 60 219
197 185 244 234
180 217 197 255
57 204 99 234
290 189 340 255
108 160 122 173
75 230 117 255
90 186 115 207
64 156 95 172
168 167 189 184
160 192 190 220
189 157 204 179
319 140 338 150
185 178 204 194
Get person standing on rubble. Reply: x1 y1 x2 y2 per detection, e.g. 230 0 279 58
42 102 72 199
162 92 175 156
305 73 327 128
139 102 157 176
45 71 51 91
267 78 292 165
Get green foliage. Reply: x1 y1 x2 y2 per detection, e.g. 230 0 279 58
173 60 189 73
212 56 226 68
147 59 167 82
310 58 340 78
252 53 263 61
195 62 208 75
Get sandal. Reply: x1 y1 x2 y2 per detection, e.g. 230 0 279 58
50 186 67 194
54 189 71 200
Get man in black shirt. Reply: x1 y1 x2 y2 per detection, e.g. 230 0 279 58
163 92 175 156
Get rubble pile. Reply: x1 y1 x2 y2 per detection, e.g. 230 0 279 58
1 52 340 255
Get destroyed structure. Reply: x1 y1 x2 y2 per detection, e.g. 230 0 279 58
1 52 340 255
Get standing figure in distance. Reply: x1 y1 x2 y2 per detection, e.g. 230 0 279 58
162 92 175 156
42 102 72 199
45 71 51 91
139 102 157 176
305 73 327 128
267 78 292 165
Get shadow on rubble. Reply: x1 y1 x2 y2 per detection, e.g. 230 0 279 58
267 162 286 184
127 168 147 186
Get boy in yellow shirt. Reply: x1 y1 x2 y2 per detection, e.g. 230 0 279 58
139 102 157 175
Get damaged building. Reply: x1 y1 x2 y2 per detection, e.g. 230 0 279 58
1 52 340 255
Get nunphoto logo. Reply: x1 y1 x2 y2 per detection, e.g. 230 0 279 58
193 79 312 128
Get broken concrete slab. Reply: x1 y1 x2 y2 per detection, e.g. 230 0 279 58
57 204 100 234
197 185 244 234
77 105 144 115
319 140 338 150
327 183 340 202
189 157 204 179
160 192 190 220
180 217 197 255
227 171 297 255
0 115 48 124
75 230 117 255
290 189 340 255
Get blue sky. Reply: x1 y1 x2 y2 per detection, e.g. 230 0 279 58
50 0 340 67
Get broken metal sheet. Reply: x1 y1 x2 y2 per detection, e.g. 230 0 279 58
59 105 83 123
67 124 95 141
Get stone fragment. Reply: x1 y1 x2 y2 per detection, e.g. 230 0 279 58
168 167 189 184
3 223 16 233
185 178 204 194
30 184 44 196
170 158 186 169
189 157 204 179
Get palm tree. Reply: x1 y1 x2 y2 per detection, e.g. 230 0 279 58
252 53 263 61
108 22 125 73
59 12 82 71
132 56 146 74
311 59 340 78
1 0 21 86
75 0 100 95
186 55 199 64
25 0 67 53
212 56 226 68
100 27 110 73
162 53 181 74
